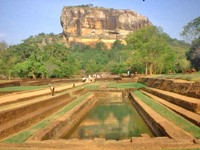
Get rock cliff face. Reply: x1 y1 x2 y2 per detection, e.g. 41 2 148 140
60 6 151 48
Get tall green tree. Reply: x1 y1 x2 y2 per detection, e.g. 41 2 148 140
0 50 18 79
0 41 8 51
126 26 176 74
186 37 200 71
181 17 200 71
112 39 125 50
181 17 200 42
95 41 108 51
12 54 46 79
0 41 19 79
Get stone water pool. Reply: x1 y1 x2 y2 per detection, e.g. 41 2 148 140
64 95 154 140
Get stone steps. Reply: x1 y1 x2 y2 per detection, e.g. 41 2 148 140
0 93 75 140
143 87 200 113
28 93 96 141
0 92 72 125
129 92 195 142
141 90 200 127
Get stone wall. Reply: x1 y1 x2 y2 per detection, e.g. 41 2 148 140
0 81 20 88
138 77 200 99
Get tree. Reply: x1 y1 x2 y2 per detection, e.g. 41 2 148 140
0 41 8 51
126 26 176 75
0 45 18 79
108 61 127 74
181 17 200 42
186 37 200 71
112 39 125 50
167 38 191 72
95 41 107 51
12 55 46 79
181 17 200 71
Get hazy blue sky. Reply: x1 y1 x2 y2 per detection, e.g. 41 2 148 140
0 0 199 45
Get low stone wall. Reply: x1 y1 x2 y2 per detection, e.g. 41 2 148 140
0 93 74 140
138 77 200 99
0 81 20 88
0 93 71 125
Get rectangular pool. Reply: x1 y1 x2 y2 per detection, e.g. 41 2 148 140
64 95 154 140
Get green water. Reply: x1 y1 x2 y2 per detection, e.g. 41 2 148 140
67 100 154 140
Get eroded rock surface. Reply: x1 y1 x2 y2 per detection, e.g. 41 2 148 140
60 6 151 47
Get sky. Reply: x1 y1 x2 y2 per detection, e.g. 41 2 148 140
0 0 199 45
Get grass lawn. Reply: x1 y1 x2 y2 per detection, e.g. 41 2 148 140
0 85 49 92
108 82 146 89
133 90 200 139
148 73 200 82
83 82 101 90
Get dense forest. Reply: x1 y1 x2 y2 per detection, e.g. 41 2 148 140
0 21 199 79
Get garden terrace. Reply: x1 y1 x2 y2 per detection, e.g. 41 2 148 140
0 78 199 149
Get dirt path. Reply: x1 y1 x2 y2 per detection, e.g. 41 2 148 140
0 82 85 106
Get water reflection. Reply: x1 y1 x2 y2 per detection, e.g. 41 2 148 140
67 101 154 140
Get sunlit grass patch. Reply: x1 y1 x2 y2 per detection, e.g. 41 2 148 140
83 82 101 90
108 82 146 89
148 73 200 82
0 85 49 92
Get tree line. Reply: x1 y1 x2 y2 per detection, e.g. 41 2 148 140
0 18 199 79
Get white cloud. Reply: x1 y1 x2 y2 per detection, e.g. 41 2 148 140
0 33 6 37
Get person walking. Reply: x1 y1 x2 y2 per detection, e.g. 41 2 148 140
50 85 55 96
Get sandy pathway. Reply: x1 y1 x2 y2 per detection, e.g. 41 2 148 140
0 82 85 105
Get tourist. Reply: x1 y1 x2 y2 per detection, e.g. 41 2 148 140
82 77 86 83
50 85 55 96
89 75 93 81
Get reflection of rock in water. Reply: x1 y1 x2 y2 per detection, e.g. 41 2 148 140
68 102 154 140
96 92 123 104
122 90 131 103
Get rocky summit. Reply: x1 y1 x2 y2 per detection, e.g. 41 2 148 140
60 5 151 48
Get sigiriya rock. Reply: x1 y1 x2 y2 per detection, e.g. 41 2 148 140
60 5 151 48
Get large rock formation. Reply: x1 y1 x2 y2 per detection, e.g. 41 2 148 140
60 5 151 48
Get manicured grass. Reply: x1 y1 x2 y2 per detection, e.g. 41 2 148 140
0 85 49 92
148 74 200 82
83 82 101 90
3 92 92 143
133 90 200 139
108 82 146 89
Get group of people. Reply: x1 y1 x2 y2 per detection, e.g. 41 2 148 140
82 74 96 83
49 74 98 96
